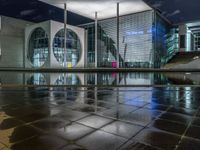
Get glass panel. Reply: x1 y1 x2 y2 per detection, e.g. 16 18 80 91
28 28 49 67
81 11 154 68
180 35 186 48
53 29 81 67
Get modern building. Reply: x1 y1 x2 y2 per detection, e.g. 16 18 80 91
179 22 200 52
80 10 178 68
25 20 86 68
0 0 200 69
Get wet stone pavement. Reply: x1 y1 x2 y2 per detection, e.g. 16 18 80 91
0 86 200 150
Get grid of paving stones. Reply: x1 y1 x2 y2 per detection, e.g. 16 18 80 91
0 86 200 150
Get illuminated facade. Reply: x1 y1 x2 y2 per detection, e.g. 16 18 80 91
38 0 180 68
0 1 188 69
24 10 179 69
81 10 178 68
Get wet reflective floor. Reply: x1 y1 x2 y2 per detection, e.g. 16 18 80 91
0 72 200 150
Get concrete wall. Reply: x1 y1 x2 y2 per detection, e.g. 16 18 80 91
179 24 197 52
168 59 200 69
0 16 33 68
179 24 187 52
50 21 86 68
0 16 85 69
25 20 86 69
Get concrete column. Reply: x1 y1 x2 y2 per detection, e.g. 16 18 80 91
95 12 98 68
94 86 97 112
85 29 88 68
64 3 67 95
116 73 119 119
94 73 98 112
116 3 120 68
64 3 67 68
0 16 1 58
179 24 187 52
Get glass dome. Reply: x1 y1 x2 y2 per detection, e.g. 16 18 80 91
53 29 81 67
28 28 49 68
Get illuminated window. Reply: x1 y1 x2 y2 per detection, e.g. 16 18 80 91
53 29 81 67
28 28 49 68
180 35 186 48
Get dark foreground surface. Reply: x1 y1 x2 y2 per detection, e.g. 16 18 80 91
0 86 200 150
0 71 200 150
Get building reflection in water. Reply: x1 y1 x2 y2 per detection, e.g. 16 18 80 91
184 87 192 109
55 74 81 85
27 73 46 85
0 72 199 86
119 73 154 85
1 72 200 148
53 74 82 102
87 73 155 86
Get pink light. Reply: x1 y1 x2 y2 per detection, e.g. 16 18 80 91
112 61 117 68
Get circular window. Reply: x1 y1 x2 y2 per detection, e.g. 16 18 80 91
28 28 49 67
53 29 81 67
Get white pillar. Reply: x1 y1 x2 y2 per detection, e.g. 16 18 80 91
179 24 187 52
95 12 98 68
116 3 120 68
64 3 67 68
0 16 2 58
94 86 97 112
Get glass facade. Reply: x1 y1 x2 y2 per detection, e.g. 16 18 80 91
153 14 178 68
28 28 49 67
85 24 95 64
194 32 200 50
53 29 81 67
81 10 178 68
99 11 153 68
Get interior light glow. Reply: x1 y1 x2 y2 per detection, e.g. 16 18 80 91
126 31 144 36
39 0 151 20
185 73 191 75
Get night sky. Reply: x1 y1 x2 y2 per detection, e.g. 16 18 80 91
0 0 93 25
0 0 200 25
144 0 200 24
